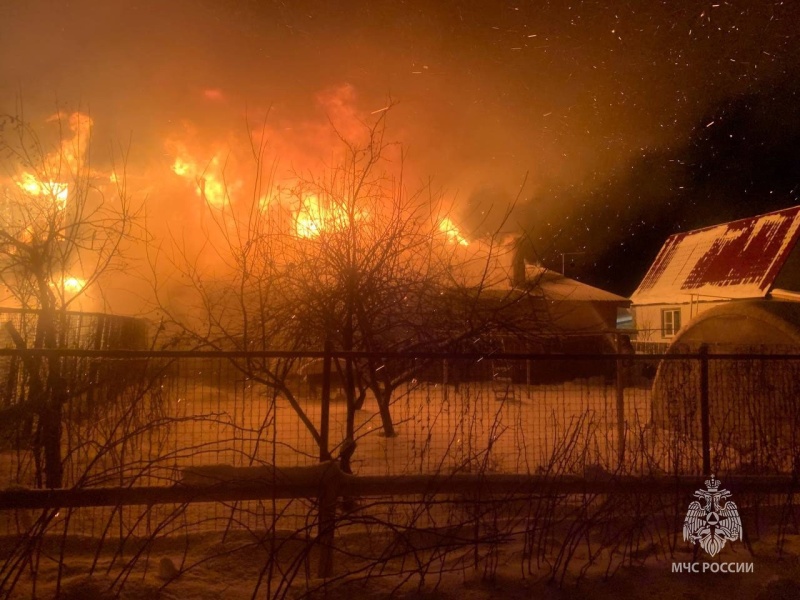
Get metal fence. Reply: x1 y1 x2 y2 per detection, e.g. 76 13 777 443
1 346 799 491
0 308 148 351
2 347 800 596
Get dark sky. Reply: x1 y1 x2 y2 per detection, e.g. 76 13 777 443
1 0 798 295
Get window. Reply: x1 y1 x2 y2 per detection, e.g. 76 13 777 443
661 308 681 337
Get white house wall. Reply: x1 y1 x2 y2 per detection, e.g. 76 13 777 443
631 300 727 342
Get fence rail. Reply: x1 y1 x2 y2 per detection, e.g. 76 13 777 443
2 346 800 595
2 471 798 510
2 346 799 489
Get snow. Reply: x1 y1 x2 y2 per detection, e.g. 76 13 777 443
6 518 800 599
631 205 800 305
525 266 630 304
2 378 793 599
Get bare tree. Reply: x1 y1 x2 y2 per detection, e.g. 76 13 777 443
275 117 445 438
276 114 540 475
0 109 136 487
149 114 336 460
154 110 536 471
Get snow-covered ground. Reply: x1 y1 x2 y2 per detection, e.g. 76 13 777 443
2 379 656 487
6 518 800 600
155 379 656 477
4 377 779 600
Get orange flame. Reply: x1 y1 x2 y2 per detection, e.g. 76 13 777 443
292 195 369 238
13 112 93 210
61 276 85 294
438 217 469 246
169 147 233 208
16 172 69 210
50 112 93 169
164 130 467 247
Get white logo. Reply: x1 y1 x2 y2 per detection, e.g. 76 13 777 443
683 475 742 557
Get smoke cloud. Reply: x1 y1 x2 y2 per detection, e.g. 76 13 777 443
540 79 800 294
0 0 798 304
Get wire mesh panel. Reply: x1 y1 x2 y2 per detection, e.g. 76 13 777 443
706 347 800 473
1 349 799 486
649 345 800 474
2 348 800 598
0 348 799 538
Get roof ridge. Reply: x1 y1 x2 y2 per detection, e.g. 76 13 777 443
664 204 800 240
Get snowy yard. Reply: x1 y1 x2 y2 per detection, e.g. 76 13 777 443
5 504 800 600
1 372 798 599
83 378 656 478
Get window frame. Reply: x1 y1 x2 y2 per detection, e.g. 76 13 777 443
661 308 681 338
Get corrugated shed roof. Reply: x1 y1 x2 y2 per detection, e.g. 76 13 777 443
631 205 800 305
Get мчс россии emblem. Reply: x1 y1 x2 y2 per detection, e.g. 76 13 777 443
683 475 742 557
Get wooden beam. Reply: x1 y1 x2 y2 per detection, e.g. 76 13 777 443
1 474 796 511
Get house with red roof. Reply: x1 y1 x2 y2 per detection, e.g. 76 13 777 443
630 205 800 345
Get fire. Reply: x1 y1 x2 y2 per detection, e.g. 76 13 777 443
46 276 86 296
16 172 69 210
171 157 192 177
294 195 326 238
11 112 94 211
164 131 468 246
292 194 369 238
61 277 85 294
438 217 469 246
169 149 232 208
52 112 93 169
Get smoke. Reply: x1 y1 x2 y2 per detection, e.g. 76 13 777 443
1 0 799 305
0 0 672 209
538 79 800 295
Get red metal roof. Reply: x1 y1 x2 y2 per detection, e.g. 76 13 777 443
631 205 800 305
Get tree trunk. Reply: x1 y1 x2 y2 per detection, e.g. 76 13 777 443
373 386 396 438
341 357 356 473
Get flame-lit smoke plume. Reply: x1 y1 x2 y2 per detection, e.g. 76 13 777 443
1 0 797 302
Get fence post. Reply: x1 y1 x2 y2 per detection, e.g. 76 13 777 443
526 359 531 400
699 344 711 475
317 477 336 578
615 334 626 467
320 340 332 463
318 342 335 577
443 358 448 402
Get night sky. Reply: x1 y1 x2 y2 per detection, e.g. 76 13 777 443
1 0 798 296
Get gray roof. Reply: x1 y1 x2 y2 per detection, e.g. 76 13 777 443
526 265 630 305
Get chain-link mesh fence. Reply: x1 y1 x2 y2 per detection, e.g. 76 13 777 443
1 347 799 596
1 348 798 491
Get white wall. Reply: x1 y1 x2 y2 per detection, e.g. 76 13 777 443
631 300 727 341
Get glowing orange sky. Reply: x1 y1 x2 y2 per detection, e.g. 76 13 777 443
1 0 798 298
